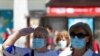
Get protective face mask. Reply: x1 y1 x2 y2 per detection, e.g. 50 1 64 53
71 36 85 49
32 38 45 49
58 40 67 49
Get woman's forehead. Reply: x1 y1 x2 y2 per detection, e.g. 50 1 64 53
34 31 44 36
71 28 86 34
34 31 42 35
33 31 46 38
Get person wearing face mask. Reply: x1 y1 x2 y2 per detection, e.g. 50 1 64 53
69 22 100 56
54 30 72 56
33 27 58 56
3 27 58 56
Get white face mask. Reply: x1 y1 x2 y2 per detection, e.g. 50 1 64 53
58 40 67 49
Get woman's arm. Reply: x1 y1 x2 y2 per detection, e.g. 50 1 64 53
3 27 34 48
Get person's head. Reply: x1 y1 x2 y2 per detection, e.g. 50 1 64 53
55 30 70 50
44 25 53 33
32 27 49 50
69 22 93 50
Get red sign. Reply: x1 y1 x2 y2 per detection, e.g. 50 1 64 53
46 7 100 16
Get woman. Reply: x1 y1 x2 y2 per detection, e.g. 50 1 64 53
3 27 58 56
69 22 97 56
54 30 72 56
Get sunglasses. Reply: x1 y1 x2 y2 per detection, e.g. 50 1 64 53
70 32 88 39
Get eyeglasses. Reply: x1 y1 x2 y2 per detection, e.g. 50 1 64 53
70 32 88 39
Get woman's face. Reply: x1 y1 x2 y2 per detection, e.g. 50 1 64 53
33 31 46 39
60 34 67 41
70 29 89 49
57 34 69 49
32 31 47 49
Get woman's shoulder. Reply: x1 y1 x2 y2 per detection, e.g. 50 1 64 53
83 49 93 56
34 50 58 56
47 50 58 54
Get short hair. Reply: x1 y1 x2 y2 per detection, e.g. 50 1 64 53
69 22 93 48
54 30 70 47
34 27 49 37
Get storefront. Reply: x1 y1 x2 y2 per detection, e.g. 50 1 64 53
40 0 100 31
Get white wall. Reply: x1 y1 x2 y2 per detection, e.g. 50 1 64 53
0 0 13 9
28 0 48 10
0 0 48 10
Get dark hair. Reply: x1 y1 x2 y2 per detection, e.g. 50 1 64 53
44 25 53 31
34 26 49 37
69 22 93 49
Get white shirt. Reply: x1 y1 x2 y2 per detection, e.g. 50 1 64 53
58 47 72 56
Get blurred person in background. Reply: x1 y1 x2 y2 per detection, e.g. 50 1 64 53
2 30 9 42
44 25 55 50
2 28 12 42
69 22 100 56
54 30 72 56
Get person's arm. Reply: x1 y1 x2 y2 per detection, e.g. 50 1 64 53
3 27 34 48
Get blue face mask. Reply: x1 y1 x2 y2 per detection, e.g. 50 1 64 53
32 38 45 49
71 36 85 49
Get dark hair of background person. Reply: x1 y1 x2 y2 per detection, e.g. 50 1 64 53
44 25 53 31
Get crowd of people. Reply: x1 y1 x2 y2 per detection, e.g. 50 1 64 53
2 22 100 56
